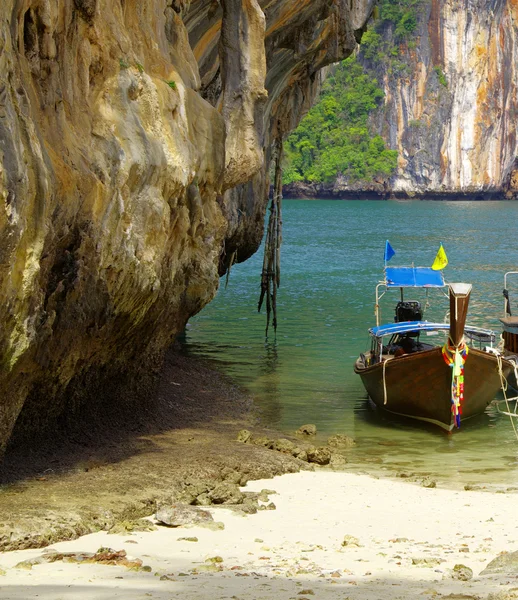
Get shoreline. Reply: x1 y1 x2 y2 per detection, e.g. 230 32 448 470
1 470 518 599
0 346 315 552
1 345 518 599
281 184 517 201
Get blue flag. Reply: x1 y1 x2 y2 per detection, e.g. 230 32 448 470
384 240 395 263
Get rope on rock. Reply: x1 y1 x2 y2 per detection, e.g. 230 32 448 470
258 137 283 337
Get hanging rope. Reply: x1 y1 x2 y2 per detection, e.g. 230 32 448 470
495 354 518 440
382 356 395 405
258 137 283 337
441 337 469 428
225 250 236 289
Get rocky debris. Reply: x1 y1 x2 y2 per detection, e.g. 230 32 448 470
394 472 437 486
15 548 148 571
206 555 224 563
177 537 198 542
194 493 211 507
107 519 157 535
220 467 243 485
0 500 162 553
157 474 281 517
411 557 444 567
236 430 253 444
235 429 352 468
306 446 332 466
273 439 297 454
250 436 274 449
294 449 309 462
481 550 518 575
341 535 361 548
195 563 222 573
327 434 355 448
166 473 279 512
155 504 215 528
237 430 275 449
464 484 486 491
14 560 37 570
210 482 244 505
170 479 212 505
451 564 473 581
421 478 437 489
297 424 317 436
329 453 348 468
488 592 518 600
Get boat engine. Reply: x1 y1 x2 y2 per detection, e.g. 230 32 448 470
395 301 422 323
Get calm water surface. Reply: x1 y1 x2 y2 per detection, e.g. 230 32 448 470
184 200 518 489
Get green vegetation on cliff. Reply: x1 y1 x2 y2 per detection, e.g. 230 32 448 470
378 0 420 39
361 0 424 71
284 58 397 185
283 0 426 186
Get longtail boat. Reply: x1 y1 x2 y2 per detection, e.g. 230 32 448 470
354 256 513 431
500 272 518 362
497 271 518 392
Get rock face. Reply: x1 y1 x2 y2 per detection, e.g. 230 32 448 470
0 1 373 456
286 0 518 200
369 0 518 198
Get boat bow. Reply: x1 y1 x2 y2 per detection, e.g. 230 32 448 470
448 283 472 346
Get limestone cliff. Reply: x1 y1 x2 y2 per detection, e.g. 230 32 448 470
285 0 518 200
367 0 518 198
0 0 374 455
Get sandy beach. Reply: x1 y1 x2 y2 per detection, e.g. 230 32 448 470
1 470 517 600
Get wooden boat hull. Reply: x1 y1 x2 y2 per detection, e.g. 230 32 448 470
354 347 512 431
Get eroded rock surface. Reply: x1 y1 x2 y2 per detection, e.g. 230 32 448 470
0 1 373 456
362 0 518 198
286 0 518 200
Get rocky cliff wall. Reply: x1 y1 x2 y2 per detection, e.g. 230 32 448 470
0 0 374 456
370 0 518 198
285 0 518 200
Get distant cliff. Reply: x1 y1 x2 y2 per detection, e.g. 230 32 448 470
285 0 518 200
0 1 375 456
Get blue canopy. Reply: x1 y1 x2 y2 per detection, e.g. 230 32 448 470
370 321 495 340
385 267 445 288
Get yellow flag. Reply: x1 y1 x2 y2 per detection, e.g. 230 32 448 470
431 244 448 270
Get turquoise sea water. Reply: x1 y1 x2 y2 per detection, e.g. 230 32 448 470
184 200 518 488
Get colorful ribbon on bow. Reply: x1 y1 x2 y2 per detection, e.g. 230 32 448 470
442 338 469 428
